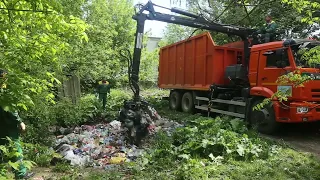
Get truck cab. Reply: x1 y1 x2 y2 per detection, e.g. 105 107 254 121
248 39 320 131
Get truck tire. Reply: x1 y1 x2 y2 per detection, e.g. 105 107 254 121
169 91 181 110
250 99 280 134
181 92 194 113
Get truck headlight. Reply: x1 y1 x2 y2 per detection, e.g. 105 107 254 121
297 107 308 113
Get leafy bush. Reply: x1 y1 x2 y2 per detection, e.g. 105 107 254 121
52 162 73 173
53 94 101 127
20 93 58 146
21 94 102 145
105 89 132 117
127 114 320 180
0 138 35 179
171 116 275 161
22 124 56 147
21 89 135 145
22 143 59 167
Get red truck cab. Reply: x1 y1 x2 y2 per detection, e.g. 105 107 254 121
249 39 320 124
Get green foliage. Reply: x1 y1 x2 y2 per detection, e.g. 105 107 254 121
132 116 275 177
52 162 72 173
22 143 59 167
0 138 35 179
139 48 160 85
21 94 102 145
53 95 99 127
125 112 320 180
281 0 320 24
86 169 127 180
21 89 136 146
171 116 272 161
105 89 132 118
301 46 320 66
168 0 318 45
66 0 136 85
158 24 200 46
0 0 87 112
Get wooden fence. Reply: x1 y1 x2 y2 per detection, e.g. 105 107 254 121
58 74 81 104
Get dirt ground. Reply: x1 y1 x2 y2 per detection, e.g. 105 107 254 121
261 121 320 159
30 167 106 180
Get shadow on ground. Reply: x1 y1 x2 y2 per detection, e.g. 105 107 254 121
261 121 320 158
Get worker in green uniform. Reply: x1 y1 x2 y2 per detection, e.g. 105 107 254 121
96 80 111 110
0 69 34 179
257 15 278 43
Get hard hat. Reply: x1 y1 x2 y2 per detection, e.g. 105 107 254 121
101 80 109 85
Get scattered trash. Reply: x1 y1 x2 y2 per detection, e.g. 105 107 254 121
109 156 126 164
53 117 183 169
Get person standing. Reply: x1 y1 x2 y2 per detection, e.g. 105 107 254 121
96 79 111 110
0 69 34 179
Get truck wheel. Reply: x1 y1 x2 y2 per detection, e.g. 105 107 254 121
169 91 181 110
181 92 194 113
250 99 280 134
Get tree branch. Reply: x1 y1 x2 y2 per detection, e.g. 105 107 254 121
241 0 251 23
231 0 276 25
214 0 235 21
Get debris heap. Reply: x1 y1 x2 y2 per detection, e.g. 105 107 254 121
54 118 183 169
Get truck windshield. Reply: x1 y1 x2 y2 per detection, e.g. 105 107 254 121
290 41 320 68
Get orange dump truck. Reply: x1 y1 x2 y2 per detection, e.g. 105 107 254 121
158 32 320 134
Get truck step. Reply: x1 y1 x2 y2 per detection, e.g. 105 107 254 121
195 105 245 118
196 96 246 106
195 96 209 101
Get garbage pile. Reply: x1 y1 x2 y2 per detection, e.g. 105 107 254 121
53 118 183 169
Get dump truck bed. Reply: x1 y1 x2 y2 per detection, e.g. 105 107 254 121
158 32 244 91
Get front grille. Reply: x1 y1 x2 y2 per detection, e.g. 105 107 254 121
311 89 320 99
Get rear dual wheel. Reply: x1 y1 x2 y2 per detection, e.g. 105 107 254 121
181 92 194 113
169 91 195 113
169 91 181 110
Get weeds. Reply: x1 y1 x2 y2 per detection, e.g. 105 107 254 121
0 138 36 179
22 143 60 167
52 162 73 173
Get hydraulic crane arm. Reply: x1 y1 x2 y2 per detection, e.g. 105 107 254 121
130 0 256 100
119 1 258 145
133 3 255 38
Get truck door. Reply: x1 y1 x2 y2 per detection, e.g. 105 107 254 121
257 48 291 92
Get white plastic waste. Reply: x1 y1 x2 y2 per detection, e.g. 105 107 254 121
109 120 122 131
64 150 90 167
